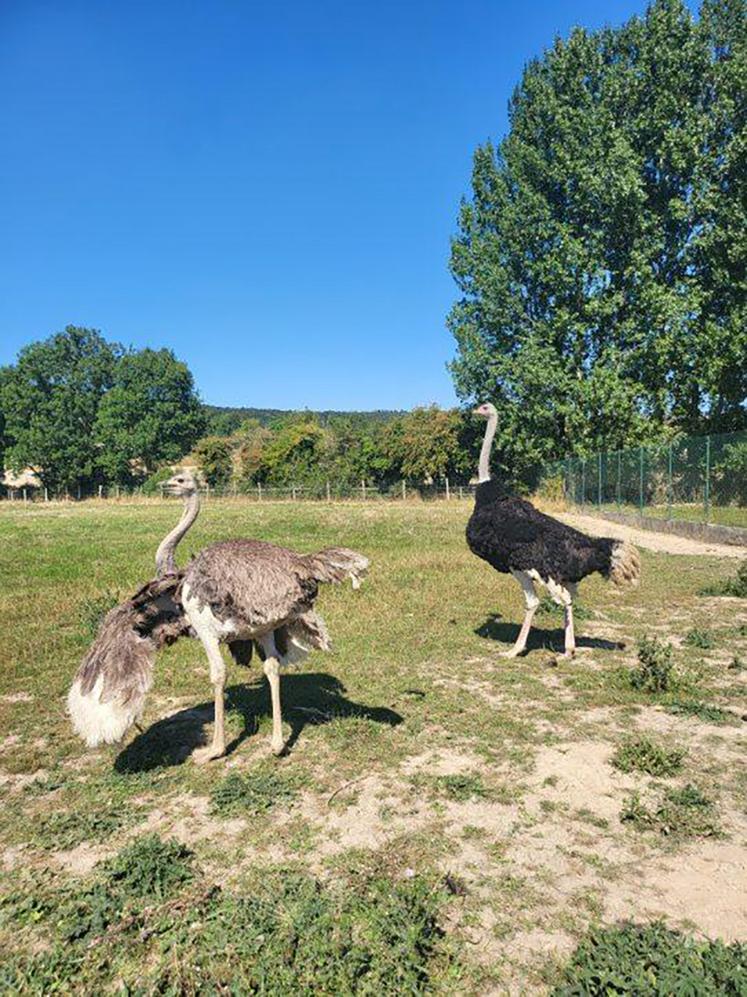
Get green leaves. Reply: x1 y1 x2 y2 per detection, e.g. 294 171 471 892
449 0 747 482
0 329 204 493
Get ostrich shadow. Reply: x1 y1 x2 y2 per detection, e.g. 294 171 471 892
475 613 625 655
114 671 402 774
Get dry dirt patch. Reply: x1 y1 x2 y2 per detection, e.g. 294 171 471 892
559 512 745 558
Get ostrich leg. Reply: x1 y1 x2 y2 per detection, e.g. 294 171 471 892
562 603 576 659
500 570 539 658
192 633 227 763
259 633 285 756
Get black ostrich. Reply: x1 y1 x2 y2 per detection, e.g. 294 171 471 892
466 403 640 659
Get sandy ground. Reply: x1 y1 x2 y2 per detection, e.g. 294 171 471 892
560 512 746 558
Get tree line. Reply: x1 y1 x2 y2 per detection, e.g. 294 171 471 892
0 327 481 494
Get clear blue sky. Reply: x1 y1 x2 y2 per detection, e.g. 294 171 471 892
1 0 667 410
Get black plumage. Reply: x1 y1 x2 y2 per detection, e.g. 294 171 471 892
467 479 616 585
466 401 640 658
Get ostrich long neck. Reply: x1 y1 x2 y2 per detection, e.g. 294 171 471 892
155 491 200 577
478 412 498 483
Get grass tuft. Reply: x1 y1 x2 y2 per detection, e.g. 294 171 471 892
434 773 490 802
611 736 685 777
210 768 299 817
683 627 715 649
699 561 747 598
103 833 194 900
620 783 721 838
629 636 676 693
665 700 738 725
34 804 138 851
553 921 747 995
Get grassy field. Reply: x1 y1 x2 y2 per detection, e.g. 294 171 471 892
0 498 746 993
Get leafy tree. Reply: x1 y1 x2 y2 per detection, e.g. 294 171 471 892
0 326 121 493
95 348 205 484
259 419 330 486
449 0 747 482
385 406 467 481
193 436 233 487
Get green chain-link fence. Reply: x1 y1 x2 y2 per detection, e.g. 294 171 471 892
538 431 747 530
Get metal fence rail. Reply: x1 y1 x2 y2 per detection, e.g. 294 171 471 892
538 430 747 529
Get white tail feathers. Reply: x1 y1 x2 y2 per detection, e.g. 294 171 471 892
67 603 157 747
609 541 641 588
67 670 150 747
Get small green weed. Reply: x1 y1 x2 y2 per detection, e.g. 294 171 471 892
683 627 714 649
620 783 721 838
666 700 737 725
537 596 591 620
77 589 121 639
729 655 744 672
210 769 299 817
553 921 747 995
699 561 747 597
433 773 490 802
611 736 685 777
34 804 138 850
103 833 194 900
629 636 675 693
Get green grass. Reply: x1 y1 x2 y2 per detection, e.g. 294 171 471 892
611 736 685 777
210 768 301 817
553 921 747 995
665 700 739 725
683 627 715 649
699 561 747 597
620 784 721 839
629 636 676 693
0 497 745 990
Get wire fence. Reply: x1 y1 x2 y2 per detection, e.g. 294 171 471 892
1 478 480 504
537 430 747 530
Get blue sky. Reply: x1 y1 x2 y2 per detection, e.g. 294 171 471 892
1 0 669 410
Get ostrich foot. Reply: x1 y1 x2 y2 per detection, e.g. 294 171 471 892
270 737 286 757
499 647 525 659
192 742 226 764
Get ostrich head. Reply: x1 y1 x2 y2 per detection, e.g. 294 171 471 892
164 470 198 497
473 401 497 419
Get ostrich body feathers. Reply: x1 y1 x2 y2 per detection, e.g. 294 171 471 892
466 478 639 587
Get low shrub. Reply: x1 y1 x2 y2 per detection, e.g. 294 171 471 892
700 561 747 598
629 637 675 693
210 769 299 817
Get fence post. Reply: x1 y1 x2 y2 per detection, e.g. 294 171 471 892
616 452 621 509
639 446 644 516
445 477 450 501
23 488 27 503
44 487 49 502
704 435 711 523
257 482 262 501
458 484 463 500
401 480 406 500
581 460 585 507
361 479 366 500
597 452 602 509
326 481 331 503
667 443 673 521
291 484 296 501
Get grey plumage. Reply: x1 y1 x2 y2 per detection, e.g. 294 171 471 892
68 473 368 754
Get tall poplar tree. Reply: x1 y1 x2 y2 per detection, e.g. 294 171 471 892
449 0 746 481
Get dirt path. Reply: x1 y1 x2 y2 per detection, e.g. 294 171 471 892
560 511 745 558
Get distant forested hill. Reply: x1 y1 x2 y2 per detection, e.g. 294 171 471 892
203 405 405 436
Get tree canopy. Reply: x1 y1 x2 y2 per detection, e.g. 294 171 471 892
449 0 746 480
0 328 204 492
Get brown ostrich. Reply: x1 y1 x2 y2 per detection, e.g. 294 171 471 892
68 471 368 761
